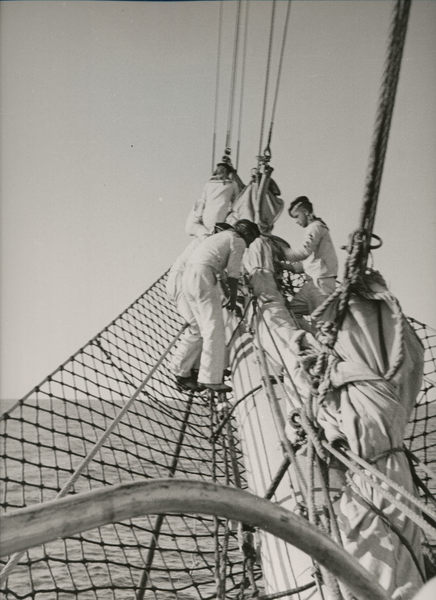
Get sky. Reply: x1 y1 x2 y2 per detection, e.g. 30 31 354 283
1 0 435 408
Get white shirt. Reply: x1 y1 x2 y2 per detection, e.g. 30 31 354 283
185 177 240 237
169 237 203 274
186 230 246 279
284 219 338 280
243 236 275 275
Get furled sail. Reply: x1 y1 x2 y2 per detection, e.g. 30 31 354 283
226 164 284 234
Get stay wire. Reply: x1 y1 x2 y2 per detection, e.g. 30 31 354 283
258 0 277 162
226 0 243 151
236 0 250 170
266 0 292 151
212 0 224 171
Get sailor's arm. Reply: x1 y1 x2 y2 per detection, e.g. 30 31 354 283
282 222 323 263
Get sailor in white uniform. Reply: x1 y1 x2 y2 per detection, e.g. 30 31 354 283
185 161 241 238
171 220 260 392
282 196 338 315
166 224 232 391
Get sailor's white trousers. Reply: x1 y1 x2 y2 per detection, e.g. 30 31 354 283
174 264 226 385
167 270 202 378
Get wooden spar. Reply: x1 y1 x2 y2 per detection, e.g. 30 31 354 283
0 478 389 600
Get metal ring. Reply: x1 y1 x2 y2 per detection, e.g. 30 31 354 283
369 233 383 250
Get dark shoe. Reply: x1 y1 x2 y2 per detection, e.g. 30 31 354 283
175 376 202 392
197 382 232 393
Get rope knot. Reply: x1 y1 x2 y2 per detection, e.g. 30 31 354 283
315 321 338 349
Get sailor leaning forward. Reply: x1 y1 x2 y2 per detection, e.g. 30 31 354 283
170 220 260 393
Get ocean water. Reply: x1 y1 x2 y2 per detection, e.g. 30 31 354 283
0 399 252 600
1 378 435 598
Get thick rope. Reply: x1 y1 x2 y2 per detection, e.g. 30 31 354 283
359 0 411 242
349 0 411 276
257 580 316 599
0 322 188 583
264 457 291 501
299 400 327 463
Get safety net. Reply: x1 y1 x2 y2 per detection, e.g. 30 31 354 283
0 273 262 600
1 269 435 599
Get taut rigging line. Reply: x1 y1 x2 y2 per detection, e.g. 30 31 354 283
212 1 293 172
211 0 243 170
258 0 293 165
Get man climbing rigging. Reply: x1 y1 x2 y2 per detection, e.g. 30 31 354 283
185 159 242 238
170 220 260 393
281 196 338 315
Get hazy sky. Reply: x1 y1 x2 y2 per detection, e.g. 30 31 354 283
1 0 435 405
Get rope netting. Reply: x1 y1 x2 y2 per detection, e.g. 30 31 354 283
0 273 262 600
1 267 435 599
404 318 436 498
